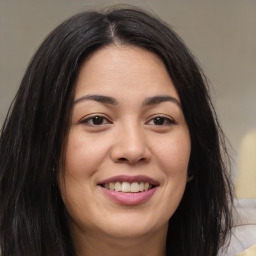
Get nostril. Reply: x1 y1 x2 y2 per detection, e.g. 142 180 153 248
117 156 147 164
118 158 127 162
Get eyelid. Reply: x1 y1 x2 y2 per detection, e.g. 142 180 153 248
146 114 177 126
80 114 112 126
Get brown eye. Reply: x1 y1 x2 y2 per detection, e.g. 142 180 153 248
153 117 166 125
90 116 104 125
148 116 176 126
81 115 110 126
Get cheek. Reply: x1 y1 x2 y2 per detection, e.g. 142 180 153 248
151 129 190 213
152 129 191 176
64 130 109 178
59 131 106 207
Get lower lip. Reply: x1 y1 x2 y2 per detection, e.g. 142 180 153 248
99 186 157 205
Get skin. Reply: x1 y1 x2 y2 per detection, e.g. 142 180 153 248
59 45 191 256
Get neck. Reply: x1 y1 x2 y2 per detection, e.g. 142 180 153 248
70 224 167 256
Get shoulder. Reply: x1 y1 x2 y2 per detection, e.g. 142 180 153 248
237 245 256 256
224 199 256 256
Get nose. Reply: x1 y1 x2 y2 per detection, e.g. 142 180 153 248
110 123 151 165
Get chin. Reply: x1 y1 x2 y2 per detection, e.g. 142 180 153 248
98 214 167 240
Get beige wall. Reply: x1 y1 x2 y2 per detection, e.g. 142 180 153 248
236 129 256 198
1 0 256 191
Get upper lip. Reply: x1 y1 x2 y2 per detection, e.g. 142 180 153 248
98 175 159 186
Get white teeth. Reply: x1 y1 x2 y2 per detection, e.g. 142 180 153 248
103 181 154 193
109 182 115 190
131 182 140 192
122 182 130 192
115 181 122 192
139 182 144 191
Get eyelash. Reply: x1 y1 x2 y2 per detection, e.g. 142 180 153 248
80 114 176 127
146 115 177 126
80 115 111 126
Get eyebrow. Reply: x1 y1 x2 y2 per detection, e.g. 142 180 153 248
74 94 181 108
74 94 118 105
142 95 181 108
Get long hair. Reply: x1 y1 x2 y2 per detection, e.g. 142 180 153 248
0 7 233 256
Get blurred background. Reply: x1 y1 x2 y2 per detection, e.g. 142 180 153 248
0 0 255 197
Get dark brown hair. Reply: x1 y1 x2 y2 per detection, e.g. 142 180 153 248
0 7 233 256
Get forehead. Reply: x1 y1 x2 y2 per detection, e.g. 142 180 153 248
74 45 179 101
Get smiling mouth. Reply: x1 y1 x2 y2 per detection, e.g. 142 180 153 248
98 175 159 205
101 182 155 193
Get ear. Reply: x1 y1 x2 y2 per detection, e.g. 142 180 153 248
186 169 194 182
186 175 194 182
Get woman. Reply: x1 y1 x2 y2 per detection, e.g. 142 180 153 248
0 7 234 256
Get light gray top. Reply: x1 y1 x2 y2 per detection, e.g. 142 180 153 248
224 198 256 256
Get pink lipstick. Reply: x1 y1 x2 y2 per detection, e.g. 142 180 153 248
98 175 159 205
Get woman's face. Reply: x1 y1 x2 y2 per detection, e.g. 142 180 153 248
60 45 191 241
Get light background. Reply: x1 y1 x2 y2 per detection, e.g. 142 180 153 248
0 0 256 184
